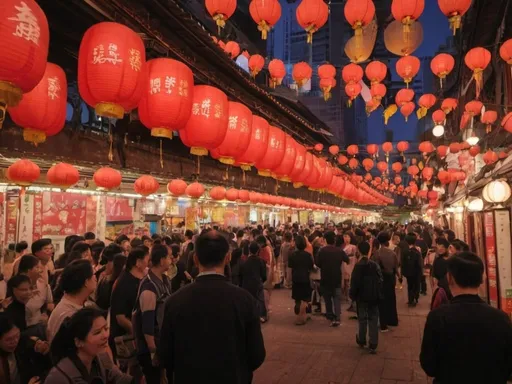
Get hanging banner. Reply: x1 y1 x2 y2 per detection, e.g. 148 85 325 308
5 190 19 245
484 211 499 308
33 194 43 242
42 191 87 236
106 197 133 222
18 194 34 243
96 195 106 241
494 210 512 317
185 207 198 231
85 196 97 233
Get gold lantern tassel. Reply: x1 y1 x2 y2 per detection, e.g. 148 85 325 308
416 106 427 120
108 121 114 162
213 14 226 35
384 104 398 125
473 69 483 99
353 22 363 48
449 14 462 35
486 124 491 134
224 166 229 181
242 169 246 186
323 87 332 101
402 16 412 43
196 156 201 175
159 139 164 169
305 25 317 44
258 20 270 40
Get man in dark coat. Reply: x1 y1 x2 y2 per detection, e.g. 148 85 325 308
401 233 423 306
420 252 512 384
159 231 266 384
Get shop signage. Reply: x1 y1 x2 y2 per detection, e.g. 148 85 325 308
484 211 499 308
494 210 512 317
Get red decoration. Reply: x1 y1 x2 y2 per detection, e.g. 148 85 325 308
437 0 472 34
239 189 250 202
422 167 434 181
469 146 480 157
236 115 270 170
248 54 265 77
93 167 122 191
268 59 286 88
138 59 194 139
205 0 237 31
7 159 40 186
296 0 329 43
338 155 349 165
400 101 415 122
481 110 497 133
292 62 312 88
342 63 364 84
167 179 188 196
449 142 461 154
249 191 262 203
370 83 386 103
185 182 205 198
365 61 387 84
78 22 145 119
377 161 388 174
500 39 512 64
432 109 446 125
329 145 340 156
419 141 435 154
134 175 160 196
318 64 336 79
345 83 362 106
255 126 286 176
438 170 451 185
464 100 483 117
367 144 379 156
47 163 79 189
362 158 374 171
180 85 228 156
344 0 375 42
441 98 458 114
430 53 455 88
9 63 67 144
437 145 448 158
273 135 297 181
314 143 324 152
407 165 419 176
501 112 512 133
394 176 402 185
209 186 226 200
395 88 414 106
225 188 239 201
391 0 425 40
483 150 498 165
464 47 491 99
223 41 240 59
347 144 359 156
391 162 403 173
396 56 420 86
397 141 409 153
249 0 281 40
320 78 336 101
348 158 359 169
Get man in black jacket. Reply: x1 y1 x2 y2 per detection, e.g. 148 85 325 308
420 252 512 384
401 233 423 306
159 231 266 384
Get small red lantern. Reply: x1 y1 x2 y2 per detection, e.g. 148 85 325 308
93 167 122 191
225 188 239 201
292 62 312 88
186 182 205 198
377 161 387 174
382 141 393 154
438 0 472 35
248 54 265 77
400 101 415 122
134 175 160 196
441 98 458 114
437 145 448 158
407 165 419 177
209 186 226 200
167 179 188 196
395 88 414 106
347 144 359 156
338 155 349 165
432 109 446 125
249 191 262 204
397 141 409 153
342 63 364 84
500 39 512 65
318 63 336 80
365 61 387 84
483 150 498 165
396 56 420 86
391 162 403 173
438 170 451 185
367 144 379 157
328 145 340 156
362 158 374 171
449 142 461 154
501 112 512 133
314 143 324 152
422 167 434 181
417 94 437 119
236 115 269 170
348 158 359 169
238 189 250 202
296 0 329 43
469 146 480 157
344 0 376 44
394 176 402 185
7 159 40 186
345 82 362 106
205 0 237 32
370 83 387 103
268 59 286 88
255 126 286 176
249 0 281 40
481 110 497 133
47 163 79 189
430 53 455 88
419 141 435 155
464 47 491 99
223 41 240 59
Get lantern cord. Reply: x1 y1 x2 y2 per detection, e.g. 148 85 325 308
196 156 200 175
108 120 114 162
0 102 6 129
225 166 229 181
242 169 246 186
160 139 164 169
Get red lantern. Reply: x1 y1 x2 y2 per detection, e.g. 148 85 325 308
138 59 194 139
377 161 388 174
422 167 434 181
464 47 491 99
167 179 188 196
268 59 286 88
394 176 402 185
319 78 336 101
225 188 239 201
500 39 512 65
248 54 265 77
318 64 336 79
347 144 359 156
400 101 415 122
255 126 286 176
209 186 226 200
93 167 122 191
249 0 281 40
370 83 387 103
290 145 308 183
382 142 393 155
47 163 79 189
501 112 512 133
180 85 228 156
205 0 237 31
344 0 375 42
441 98 458 114
437 0 472 35
464 100 483 117
78 22 145 119
328 145 340 156
348 158 359 169
483 150 498 165
365 61 387 84
407 165 419 176
239 189 250 202
186 182 205 198
296 0 328 43
449 142 461 154
224 41 240 59
391 162 403 173
395 88 414 106
437 145 448 158
345 83 362 106
417 94 437 119
7 159 40 186
432 109 446 125
438 170 451 185
367 144 379 156
134 175 160 196
0 0 49 124
499 151 508 160
314 143 324 152
419 141 435 155
427 190 438 201
469 145 480 157
342 63 364 84
236 115 270 170
338 155 349 165
391 0 424 40
481 110 497 133
362 158 374 171
430 53 455 88
210 101 252 165
292 62 312 88
9 63 67 144
396 141 409 153
273 135 297 181
396 56 420 86
249 191 262 203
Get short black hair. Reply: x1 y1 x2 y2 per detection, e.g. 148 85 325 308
0 313 17 338
256 235 267 246
405 233 417 245
59 260 94 295
249 241 260 255
436 238 450 248
15 241 28 254
185 230 194 239
170 244 180 258
283 232 293 242
141 235 152 244
150 244 169 266
236 230 244 238
295 235 306 251
130 238 144 248
195 231 229 268
18 255 39 274
444 229 456 242
101 243 123 264
324 231 336 245
447 252 484 288
126 247 149 271
7 274 31 296
31 238 51 255
84 232 96 240
115 234 129 245
377 232 390 245
357 241 370 256
451 239 469 252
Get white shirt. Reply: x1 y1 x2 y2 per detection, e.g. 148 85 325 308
47 296 83 342
26 278 53 327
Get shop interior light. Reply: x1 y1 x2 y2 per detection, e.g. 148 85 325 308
466 135 479 146
432 125 445 137
467 197 484 212
482 179 512 205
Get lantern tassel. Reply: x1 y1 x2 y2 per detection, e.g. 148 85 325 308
159 139 164 169
473 70 483 99
196 156 201 175
305 24 316 44
225 166 229 181
402 17 412 43
449 14 462 35
486 124 491 134
242 169 246 186
108 121 114 162
0 102 6 129
353 22 363 49
258 20 270 40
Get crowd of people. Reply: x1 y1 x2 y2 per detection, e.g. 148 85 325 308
0 219 511 384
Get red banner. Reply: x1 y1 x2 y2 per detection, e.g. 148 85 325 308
5 191 19 245
33 194 43 241
42 192 87 236
106 197 133 222
484 211 499 308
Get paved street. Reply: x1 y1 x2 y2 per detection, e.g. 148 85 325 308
254 286 431 384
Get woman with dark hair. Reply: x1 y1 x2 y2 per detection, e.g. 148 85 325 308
45 308 133 383
95 254 127 311
168 245 187 292
288 236 314 325
54 236 85 269
229 247 244 287
4 275 32 331
91 241 106 273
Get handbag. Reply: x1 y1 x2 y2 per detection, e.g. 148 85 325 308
114 334 137 359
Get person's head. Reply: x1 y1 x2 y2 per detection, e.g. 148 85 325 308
0 314 20 353
15 241 28 256
231 248 243 265
194 231 230 269
449 239 469 256
357 241 370 257
443 229 456 242
101 243 123 265
170 244 180 264
90 241 105 266
59 259 97 297
392 234 400 245
50 308 108 364
324 231 336 245
141 235 153 249
236 230 245 239
256 235 268 247
283 232 293 243
343 232 351 244
126 246 150 273
405 233 417 246
71 241 92 262
249 241 260 256
185 230 194 240
436 238 450 256
7 274 32 304
150 244 170 272
446 252 484 293
241 240 250 256
17 255 41 282
377 232 391 247
83 232 96 245
115 235 131 254
31 238 52 263
130 238 143 249
65 235 84 253
111 254 127 282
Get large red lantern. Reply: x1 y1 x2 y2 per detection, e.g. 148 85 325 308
236 115 270 170
255 126 286 176
391 0 425 40
93 167 122 191
292 62 312 88
430 53 454 88
9 63 67 144
205 0 237 32
382 141 393 154
289 144 307 183
365 61 387 84
437 0 472 35
344 0 375 43
47 163 80 189
167 179 188 196
134 175 160 196
180 85 228 156
432 109 446 125
464 47 491 99
223 41 240 59
273 135 297 181
248 54 265 77
249 0 281 40
78 22 145 119
239 189 250 202
396 55 420 86
209 186 226 200
296 0 329 43
210 101 253 165
0 0 49 125
268 59 286 88
7 159 40 186
501 112 512 133
342 63 364 84
249 191 262 204
395 88 414 106
138 59 194 139
225 188 239 201
422 167 434 181
407 165 419 177
186 182 205 198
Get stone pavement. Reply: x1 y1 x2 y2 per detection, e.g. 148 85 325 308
253 286 431 384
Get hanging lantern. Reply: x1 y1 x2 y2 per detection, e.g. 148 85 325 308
248 54 265 77
210 101 253 165
318 64 336 79
314 143 324 152
481 110 497 133
449 142 461 154
329 145 340 156
464 100 483 129
268 59 286 88
370 83 386 104
0 0 50 127
93 167 122 191
432 109 446 125
377 161 388 174
501 112 512 133
394 176 402 185
422 167 434 181
391 0 425 42
483 150 498 165
344 19 378 63
186 182 205 198
362 158 374 171
180 85 228 156
167 179 188 196
249 0 281 40
365 61 387 84
9 63 67 144
205 0 237 32
500 39 512 78
364 172 373 182
441 98 458 114
273 135 297 181
419 141 435 155
400 101 415 122
225 188 239 201
236 115 270 170
417 94 437 119
464 47 491 99
338 155 349 165
348 158 359 169
47 163 79 190
395 88 414 106
430 53 455 88
223 41 240 59
6 159 40 186
367 143 379 157
249 191 262 204
407 165 419 177
134 175 160 196
396 140 409 154
365 99 379 115
78 22 145 119
320 78 336 101
138 59 194 139
292 62 312 88
255 126 286 176
342 63 364 84
294 152 316 187
437 170 451 185
437 145 448 158
482 179 511 204
289 144 308 184
296 0 329 43
209 186 226 200
344 0 376 46
438 0 472 35
347 144 359 156
396 55 420 87
391 162 403 173
239 190 250 202
345 82 362 106
468 145 480 157
384 19 423 57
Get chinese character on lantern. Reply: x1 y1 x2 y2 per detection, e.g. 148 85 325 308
47 77 61 100
214 104 222 118
178 80 188 96
228 116 238 129
240 118 249 132
150 78 161 94
129 49 141 71
164 76 176 94
201 99 211 118
9 1 41 45
192 103 200 115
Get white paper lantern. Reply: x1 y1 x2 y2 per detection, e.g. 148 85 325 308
467 198 484 212
482 179 511 204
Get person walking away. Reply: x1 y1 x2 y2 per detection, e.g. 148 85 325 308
240 242 268 322
316 231 349 327
430 278 449 311
341 232 357 311
281 232 293 289
288 236 314 325
414 229 429 295
350 242 382 354
256 236 274 320
159 231 266 384
420 252 512 383
432 238 451 298
401 233 423 307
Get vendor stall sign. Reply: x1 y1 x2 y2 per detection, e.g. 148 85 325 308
484 211 499 308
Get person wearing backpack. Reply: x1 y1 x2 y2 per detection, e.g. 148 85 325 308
401 233 423 307
350 241 383 354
